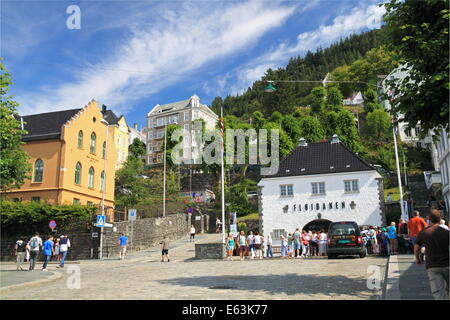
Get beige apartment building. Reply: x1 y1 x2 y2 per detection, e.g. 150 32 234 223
146 95 218 165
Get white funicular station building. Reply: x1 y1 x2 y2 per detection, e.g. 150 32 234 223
258 136 386 239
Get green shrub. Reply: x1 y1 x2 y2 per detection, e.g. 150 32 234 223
0 201 97 237
237 222 247 234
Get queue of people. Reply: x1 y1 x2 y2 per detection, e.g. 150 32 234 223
15 233 71 271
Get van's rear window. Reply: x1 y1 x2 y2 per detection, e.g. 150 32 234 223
329 224 358 235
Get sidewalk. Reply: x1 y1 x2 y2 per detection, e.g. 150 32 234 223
384 254 433 300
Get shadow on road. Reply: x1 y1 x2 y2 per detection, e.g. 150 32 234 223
157 273 379 298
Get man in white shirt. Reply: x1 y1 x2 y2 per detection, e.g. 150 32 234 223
57 235 71 268
190 225 196 242
247 231 255 259
27 232 43 271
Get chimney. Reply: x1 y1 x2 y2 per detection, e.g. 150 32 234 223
102 104 107 114
331 134 340 144
134 123 138 130
298 137 308 147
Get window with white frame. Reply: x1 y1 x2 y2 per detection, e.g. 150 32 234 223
280 184 293 196
193 110 199 119
344 179 359 192
272 229 286 240
157 118 164 126
184 124 189 132
148 131 153 140
184 112 189 121
311 182 325 195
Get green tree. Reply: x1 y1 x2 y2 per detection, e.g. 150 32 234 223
251 111 266 130
298 116 325 142
128 138 146 158
0 62 31 193
383 0 449 134
268 111 283 124
310 87 326 114
325 86 344 112
335 110 364 153
363 88 382 113
366 109 392 140
281 114 302 144
115 157 147 207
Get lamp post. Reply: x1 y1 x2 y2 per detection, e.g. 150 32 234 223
99 119 111 260
163 123 167 217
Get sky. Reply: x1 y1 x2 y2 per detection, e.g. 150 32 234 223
1 0 386 128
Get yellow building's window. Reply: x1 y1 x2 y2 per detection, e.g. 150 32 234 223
88 167 95 188
75 162 82 185
90 132 96 154
78 130 83 148
33 159 44 182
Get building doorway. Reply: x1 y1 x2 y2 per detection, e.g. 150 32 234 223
303 219 332 232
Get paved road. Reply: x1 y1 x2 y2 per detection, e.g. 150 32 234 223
1 234 388 300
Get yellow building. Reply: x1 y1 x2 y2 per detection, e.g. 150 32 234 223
4 100 116 216
101 105 129 169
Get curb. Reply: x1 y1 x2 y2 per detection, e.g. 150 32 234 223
384 254 401 299
0 271 63 295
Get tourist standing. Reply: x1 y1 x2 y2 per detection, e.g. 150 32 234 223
53 238 61 262
254 232 263 259
415 210 449 300
42 236 54 271
310 231 319 256
15 238 27 271
318 230 327 256
280 235 288 258
27 232 43 271
190 225 196 242
57 235 71 268
160 236 170 262
118 233 128 260
293 228 301 258
237 231 247 261
216 218 222 233
408 211 428 245
301 230 310 257
266 234 273 258
388 222 398 255
226 233 235 261
368 226 378 255
247 231 255 259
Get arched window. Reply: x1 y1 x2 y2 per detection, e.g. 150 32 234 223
88 167 94 188
78 131 83 148
102 141 106 159
75 162 82 185
90 132 96 153
33 159 44 182
100 171 105 192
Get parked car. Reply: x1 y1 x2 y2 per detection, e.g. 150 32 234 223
327 221 366 259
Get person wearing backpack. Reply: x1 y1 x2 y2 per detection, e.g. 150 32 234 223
15 238 27 271
27 232 43 271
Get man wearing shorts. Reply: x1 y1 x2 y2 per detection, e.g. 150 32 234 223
118 233 128 260
293 228 301 258
237 231 247 260
160 236 170 262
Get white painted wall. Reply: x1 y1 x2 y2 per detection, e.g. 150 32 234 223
258 170 383 237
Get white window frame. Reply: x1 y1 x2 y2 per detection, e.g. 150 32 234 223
344 179 359 193
311 182 325 195
280 184 293 197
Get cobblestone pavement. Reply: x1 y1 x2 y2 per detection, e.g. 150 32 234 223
1 234 388 300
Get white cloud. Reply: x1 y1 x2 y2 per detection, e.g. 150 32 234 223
16 0 296 116
214 3 386 96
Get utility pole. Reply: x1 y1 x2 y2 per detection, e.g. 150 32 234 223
163 124 167 217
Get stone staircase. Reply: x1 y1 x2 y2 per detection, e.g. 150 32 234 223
406 174 431 216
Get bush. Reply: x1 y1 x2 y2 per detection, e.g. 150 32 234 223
0 201 97 237
238 222 247 234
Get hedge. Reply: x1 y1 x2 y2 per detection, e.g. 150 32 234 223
0 201 97 237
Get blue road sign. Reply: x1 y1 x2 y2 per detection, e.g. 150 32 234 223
187 207 193 214
49 220 57 230
96 215 105 227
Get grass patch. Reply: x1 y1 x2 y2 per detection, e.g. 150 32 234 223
237 212 259 222
384 187 403 202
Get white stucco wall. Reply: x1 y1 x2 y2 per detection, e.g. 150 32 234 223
258 170 384 237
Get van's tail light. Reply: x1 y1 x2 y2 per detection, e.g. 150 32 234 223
357 236 362 244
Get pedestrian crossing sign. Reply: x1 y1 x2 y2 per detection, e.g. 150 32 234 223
96 215 105 227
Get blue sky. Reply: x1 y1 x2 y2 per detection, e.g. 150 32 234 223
1 0 385 128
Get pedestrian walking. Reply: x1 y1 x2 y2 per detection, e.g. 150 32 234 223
310 231 319 256
57 235 71 268
160 236 170 262
293 228 301 258
226 233 234 261
215 218 222 233
190 225 196 242
15 238 27 271
247 231 255 259
118 233 128 260
388 222 398 255
280 235 288 258
415 209 449 300
42 236 54 271
287 232 294 258
53 238 61 262
237 231 247 261
408 211 428 245
27 232 43 271
254 232 263 259
318 230 327 256
266 234 273 258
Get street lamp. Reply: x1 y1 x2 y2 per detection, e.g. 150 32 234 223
99 118 111 260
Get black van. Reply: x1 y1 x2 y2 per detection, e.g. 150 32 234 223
327 221 366 259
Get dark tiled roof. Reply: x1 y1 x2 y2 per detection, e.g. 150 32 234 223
101 109 120 125
264 141 375 178
19 109 81 142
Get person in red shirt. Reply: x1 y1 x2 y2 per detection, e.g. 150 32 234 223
408 211 428 245
301 230 310 257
